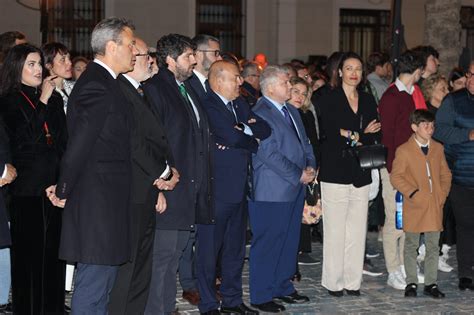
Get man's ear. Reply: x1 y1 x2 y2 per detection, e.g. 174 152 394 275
411 123 418 133
166 55 175 68
105 40 117 56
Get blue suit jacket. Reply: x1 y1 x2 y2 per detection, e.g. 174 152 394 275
252 96 316 202
203 91 271 203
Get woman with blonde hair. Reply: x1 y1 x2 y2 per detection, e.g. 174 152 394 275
421 74 449 114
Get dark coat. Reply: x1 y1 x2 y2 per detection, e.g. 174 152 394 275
56 62 132 265
0 85 67 196
118 75 172 204
144 67 214 229
203 90 270 203
240 81 260 107
187 72 207 102
318 87 379 187
0 120 11 248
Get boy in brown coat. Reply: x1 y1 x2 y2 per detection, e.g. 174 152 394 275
390 110 452 298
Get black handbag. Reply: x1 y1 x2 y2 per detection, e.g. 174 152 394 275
354 143 387 169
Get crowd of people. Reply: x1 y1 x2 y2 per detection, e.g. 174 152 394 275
0 16 473 315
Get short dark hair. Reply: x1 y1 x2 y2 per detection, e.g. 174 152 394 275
192 34 219 49
0 31 26 60
366 52 390 73
398 50 424 74
0 43 42 96
448 67 465 84
409 109 435 125
156 34 196 68
41 42 70 75
412 45 439 68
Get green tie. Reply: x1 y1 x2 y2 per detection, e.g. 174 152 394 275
179 84 190 103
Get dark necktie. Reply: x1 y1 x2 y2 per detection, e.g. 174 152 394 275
226 101 238 123
137 85 145 98
282 105 299 140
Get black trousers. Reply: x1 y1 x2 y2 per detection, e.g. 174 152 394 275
10 195 65 315
109 187 158 315
450 184 474 279
298 224 312 253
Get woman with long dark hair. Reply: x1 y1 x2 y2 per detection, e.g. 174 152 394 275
318 52 381 297
0 43 67 314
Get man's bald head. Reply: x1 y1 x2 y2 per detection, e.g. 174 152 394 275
208 60 243 101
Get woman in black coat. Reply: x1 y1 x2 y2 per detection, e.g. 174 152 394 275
318 52 381 296
0 43 67 314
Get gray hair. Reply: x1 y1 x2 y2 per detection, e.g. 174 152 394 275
192 34 220 50
91 17 135 55
260 65 288 94
241 61 259 78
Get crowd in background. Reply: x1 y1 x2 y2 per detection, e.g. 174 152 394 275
0 16 473 315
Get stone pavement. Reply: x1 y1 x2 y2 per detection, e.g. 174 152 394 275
173 231 474 314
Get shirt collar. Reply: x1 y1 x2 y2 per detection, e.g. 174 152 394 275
193 70 207 91
122 74 140 89
94 59 118 79
264 95 286 112
214 91 230 106
414 136 430 148
395 78 414 95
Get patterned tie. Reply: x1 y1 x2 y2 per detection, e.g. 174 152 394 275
282 105 300 140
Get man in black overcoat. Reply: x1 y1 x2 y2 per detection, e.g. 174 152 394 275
143 33 214 314
46 17 138 314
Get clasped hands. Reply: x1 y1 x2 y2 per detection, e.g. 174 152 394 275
45 185 66 208
153 167 180 214
300 166 316 185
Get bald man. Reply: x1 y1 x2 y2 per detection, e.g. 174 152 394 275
196 61 270 314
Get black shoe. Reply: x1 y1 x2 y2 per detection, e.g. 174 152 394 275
221 303 259 315
298 253 321 265
459 277 474 291
328 290 343 297
363 259 383 277
345 289 360 296
292 271 302 282
404 283 417 297
201 310 220 315
251 301 285 313
423 284 445 298
274 291 310 304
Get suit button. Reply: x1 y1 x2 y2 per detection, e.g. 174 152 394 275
191 180 195 183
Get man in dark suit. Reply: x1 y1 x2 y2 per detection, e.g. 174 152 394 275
143 34 213 314
46 17 138 313
108 37 178 315
187 34 222 102
177 34 222 306
249 65 316 313
197 60 270 315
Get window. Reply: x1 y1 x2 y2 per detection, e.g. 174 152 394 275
41 0 104 58
339 9 390 61
461 6 474 65
196 0 246 58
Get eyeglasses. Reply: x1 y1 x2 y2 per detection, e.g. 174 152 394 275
136 52 150 58
198 49 221 57
465 72 474 78
248 74 260 78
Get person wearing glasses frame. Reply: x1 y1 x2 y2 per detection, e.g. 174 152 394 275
187 34 222 102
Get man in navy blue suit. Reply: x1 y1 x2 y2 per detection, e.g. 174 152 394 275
196 60 271 315
249 65 316 313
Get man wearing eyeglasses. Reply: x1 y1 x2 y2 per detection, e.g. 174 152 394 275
108 37 178 315
434 61 474 292
188 34 222 101
241 61 261 107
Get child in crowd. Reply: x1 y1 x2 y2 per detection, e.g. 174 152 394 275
390 109 452 298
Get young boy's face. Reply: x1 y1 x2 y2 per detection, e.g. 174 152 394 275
411 121 434 143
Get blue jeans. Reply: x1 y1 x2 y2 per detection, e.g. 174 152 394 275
0 247 11 305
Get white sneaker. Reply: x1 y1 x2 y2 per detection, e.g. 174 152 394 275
387 271 406 290
441 244 451 260
438 256 454 272
417 244 426 262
